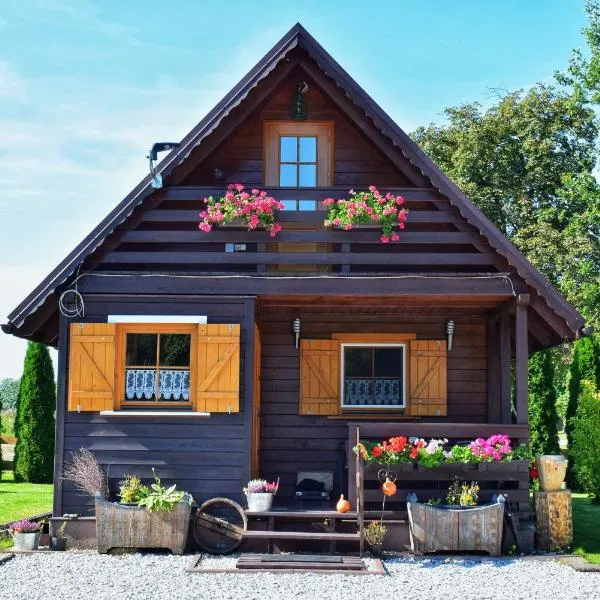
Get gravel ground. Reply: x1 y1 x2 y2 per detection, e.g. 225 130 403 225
0 552 597 600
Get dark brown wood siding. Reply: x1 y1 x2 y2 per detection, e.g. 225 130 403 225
182 65 412 188
257 309 487 499
59 296 251 515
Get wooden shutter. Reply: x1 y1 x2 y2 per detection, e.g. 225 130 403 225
409 339 447 416
197 324 240 413
68 323 116 412
299 339 340 416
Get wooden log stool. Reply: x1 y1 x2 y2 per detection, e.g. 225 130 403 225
534 489 573 551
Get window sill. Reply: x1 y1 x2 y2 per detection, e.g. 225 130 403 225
327 414 420 421
99 410 210 418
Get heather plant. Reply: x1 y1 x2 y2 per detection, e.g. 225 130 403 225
199 184 284 236
324 186 408 242
243 478 280 494
9 519 41 534
13 342 55 483
63 448 109 499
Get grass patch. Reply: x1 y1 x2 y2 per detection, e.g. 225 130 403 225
0 470 53 525
572 493 600 564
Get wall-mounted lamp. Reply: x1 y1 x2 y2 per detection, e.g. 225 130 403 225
291 81 309 120
445 319 455 351
293 318 301 349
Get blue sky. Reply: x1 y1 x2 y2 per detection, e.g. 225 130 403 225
0 0 590 379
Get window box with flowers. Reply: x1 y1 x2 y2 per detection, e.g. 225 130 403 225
198 184 284 237
323 186 408 243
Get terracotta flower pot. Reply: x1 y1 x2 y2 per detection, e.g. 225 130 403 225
537 455 568 491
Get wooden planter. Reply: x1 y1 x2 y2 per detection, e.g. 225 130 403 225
95 495 192 555
407 498 505 556
476 459 530 473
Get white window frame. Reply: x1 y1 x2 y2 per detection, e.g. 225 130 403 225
340 343 407 409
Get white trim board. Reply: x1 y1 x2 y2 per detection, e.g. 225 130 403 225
107 315 207 324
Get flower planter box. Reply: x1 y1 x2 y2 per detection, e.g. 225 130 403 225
12 532 40 552
416 463 477 474
407 498 505 556
367 462 415 474
95 495 192 555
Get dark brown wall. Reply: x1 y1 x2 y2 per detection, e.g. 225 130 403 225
182 66 412 188
59 295 252 515
257 309 487 498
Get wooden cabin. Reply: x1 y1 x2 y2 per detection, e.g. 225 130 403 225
3 25 586 532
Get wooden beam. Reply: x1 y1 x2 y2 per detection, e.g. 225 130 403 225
163 186 441 202
78 273 516 297
53 315 69 517
243 298 256 487
119 230 482 245
487 317 500 423
515 294 529 425
140 209 466 224
499 311 512 424
101 251 502 267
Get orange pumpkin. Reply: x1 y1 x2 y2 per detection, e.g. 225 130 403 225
336 494 351 513
382 477 397 497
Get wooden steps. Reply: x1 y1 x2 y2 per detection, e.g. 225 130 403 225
243 530 361 541
237 553 364 571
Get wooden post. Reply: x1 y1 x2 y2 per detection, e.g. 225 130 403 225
355 425 364 557
53 314 69 517
487 317 500 423
499 311 512 424
534 490 573 550
515 294 530 425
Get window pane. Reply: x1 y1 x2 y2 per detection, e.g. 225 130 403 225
158 369 190 402
344 380 373 406
374 347 403 377
125 369 156 401
374 379 402 405
159 334 191 367
299 136 317 162
298 164 317 187
126 334 157 366
344 347 372 378
280 164 298 186
298 200 316 211
280 136 297 162
281 199 297 210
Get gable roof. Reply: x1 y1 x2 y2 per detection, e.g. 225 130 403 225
3 23 585 344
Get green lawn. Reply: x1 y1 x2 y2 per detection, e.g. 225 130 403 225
0 470 53 523
572 493 600 564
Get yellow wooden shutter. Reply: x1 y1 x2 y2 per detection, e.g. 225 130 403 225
409 339 447 416
68 323 116 412
197 324 240 412
299 339 340 416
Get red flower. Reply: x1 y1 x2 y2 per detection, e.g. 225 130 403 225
529 467 539 479
410 447 420 460
389 436 407 453
371 446 383 458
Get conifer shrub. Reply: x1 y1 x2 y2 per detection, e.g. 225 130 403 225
571 380 600 503
528 350 560 457
13 342 56 483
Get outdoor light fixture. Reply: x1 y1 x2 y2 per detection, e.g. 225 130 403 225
445 319 455 351
147 142 181 188
293 318 301 349
291 81 309 120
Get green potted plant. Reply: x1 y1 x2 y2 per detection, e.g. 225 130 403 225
50 520 67 551
365 521 387 556
10 519 41 551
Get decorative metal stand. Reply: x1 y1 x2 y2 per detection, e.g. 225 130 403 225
377 467 397 517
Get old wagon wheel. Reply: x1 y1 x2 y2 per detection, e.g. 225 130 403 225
193 497 247 554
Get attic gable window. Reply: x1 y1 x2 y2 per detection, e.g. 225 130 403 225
264 121 333 206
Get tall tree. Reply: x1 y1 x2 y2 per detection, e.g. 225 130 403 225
13 343 56 483
528 350 560 457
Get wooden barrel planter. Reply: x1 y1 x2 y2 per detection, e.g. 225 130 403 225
407 497 505 556
95 495 192 555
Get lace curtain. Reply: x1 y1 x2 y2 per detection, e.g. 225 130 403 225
125 369 190 401
343 379 401 405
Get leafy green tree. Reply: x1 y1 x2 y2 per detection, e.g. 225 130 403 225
0 378 20 409
571 380 600 502
13 343 56 483
566 335 600 489
528 351 560 457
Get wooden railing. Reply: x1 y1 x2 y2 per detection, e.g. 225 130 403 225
347 423 531 516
